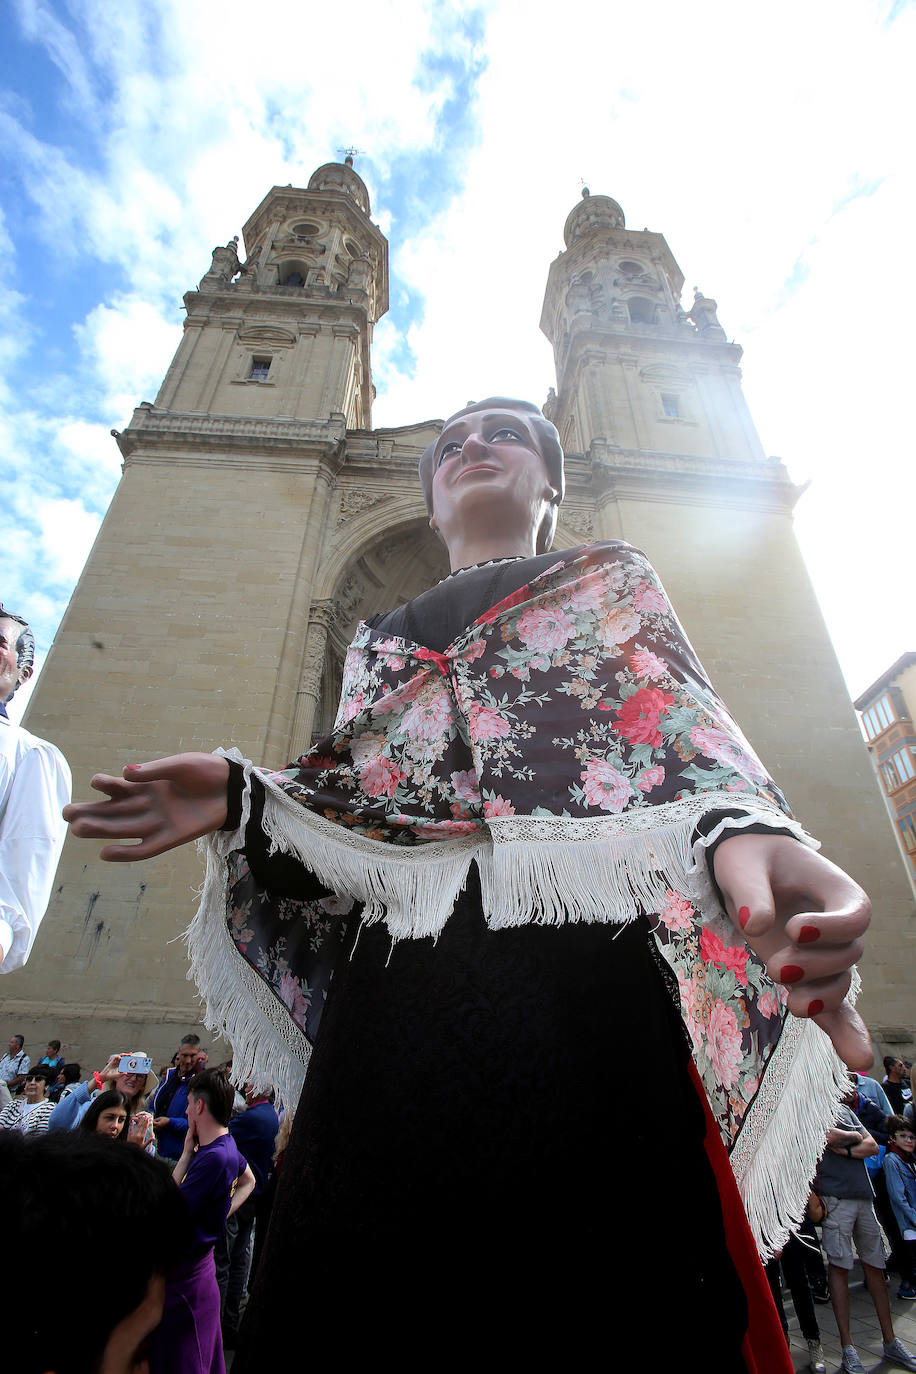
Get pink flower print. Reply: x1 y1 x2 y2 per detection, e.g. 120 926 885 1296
400 686 455 743
756 987 783 1019
562 571 606 613
613 687 675 748
278 972 309 1023
349 733 387 768
689 727 768 785
516 605 575 655
676 971 705 1053
412 818 480 837
630 646 668 680
636 765 665 793
342 693 365 724
359 756 402 799
483 794 516 818
580 758 631 813
464 639 486 662
742 1075 759 1101
600 602 641 649
632 581 668 617
385 655 406 670
450 770 482 803
659 889 694 933
468 703 512 742
706 998 744 1090
530 656 550 672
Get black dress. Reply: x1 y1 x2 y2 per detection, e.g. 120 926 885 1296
231 560 749 1368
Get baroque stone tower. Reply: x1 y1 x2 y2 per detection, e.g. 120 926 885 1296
12 171 914 1071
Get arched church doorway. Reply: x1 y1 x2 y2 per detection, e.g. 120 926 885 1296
313 520 449 739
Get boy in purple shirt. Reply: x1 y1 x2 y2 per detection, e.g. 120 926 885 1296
150 1068 255 1374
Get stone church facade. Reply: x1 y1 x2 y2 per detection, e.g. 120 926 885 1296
12 159 914 1072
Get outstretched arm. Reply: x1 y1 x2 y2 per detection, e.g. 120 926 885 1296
63 753 230 861
713 831 872 1069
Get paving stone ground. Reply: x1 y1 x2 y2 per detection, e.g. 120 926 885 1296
787 1263 916 1373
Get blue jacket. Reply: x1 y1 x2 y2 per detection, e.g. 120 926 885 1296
150 1068 193 1160
47 1080 93 1130
885 1151 916 1234
228 1100 280 1195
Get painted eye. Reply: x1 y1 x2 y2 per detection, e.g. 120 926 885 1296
437 441 463 465
491 427 523 442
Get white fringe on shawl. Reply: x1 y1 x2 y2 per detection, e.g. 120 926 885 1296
185 750 849 1258
186 839 313 1114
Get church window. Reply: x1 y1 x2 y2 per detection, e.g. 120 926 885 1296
618 260 645 278
628 298 656 325
661 392 680 418
249 357 271 381
292 222 320 239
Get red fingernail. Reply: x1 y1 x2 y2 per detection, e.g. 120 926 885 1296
781 965 804 984
124 764 141 771
807 999 824 1016
738 906 750 929
798 925 820 944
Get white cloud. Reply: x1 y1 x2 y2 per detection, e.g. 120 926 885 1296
36 497 101 584
3 0 914 700
73 296 184 424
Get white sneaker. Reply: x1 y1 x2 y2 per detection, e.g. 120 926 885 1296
841 1346 866 1374
807 1338 826 1373
883 1337 916 1371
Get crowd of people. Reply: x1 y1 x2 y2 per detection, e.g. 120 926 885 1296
3 1021 915 1374
758 1058 916 1374
1 1027 284 1374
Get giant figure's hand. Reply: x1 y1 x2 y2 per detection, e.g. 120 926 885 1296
63 753 230 861
713 832 872 1070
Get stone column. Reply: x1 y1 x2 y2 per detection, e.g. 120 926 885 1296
290 599 337 746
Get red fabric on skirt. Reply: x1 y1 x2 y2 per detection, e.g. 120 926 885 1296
688 1058 794 1374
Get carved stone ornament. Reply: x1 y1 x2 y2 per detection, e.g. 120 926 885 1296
336 488 390 525
562 507 595 541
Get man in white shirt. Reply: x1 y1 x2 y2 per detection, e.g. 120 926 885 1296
0 1033 30 1106
0 605 71 976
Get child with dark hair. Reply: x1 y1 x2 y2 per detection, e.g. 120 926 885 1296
2 1129 192 1374
47 1061 81 1103
80 1087 132 1140
149 1068 255 1374
885 1115 916 1300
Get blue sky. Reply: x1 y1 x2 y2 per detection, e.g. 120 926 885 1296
3 0 914 720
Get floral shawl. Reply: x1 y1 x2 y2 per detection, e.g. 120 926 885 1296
188 540 850 1256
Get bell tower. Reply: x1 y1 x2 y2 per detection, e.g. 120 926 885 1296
154 158 387 428
540 187 763 466
541 187 916 1060
9 160 409 1069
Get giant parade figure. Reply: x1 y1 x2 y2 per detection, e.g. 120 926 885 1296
66 397 873 1370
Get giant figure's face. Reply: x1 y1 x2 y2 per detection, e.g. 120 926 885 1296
428 405 557 548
